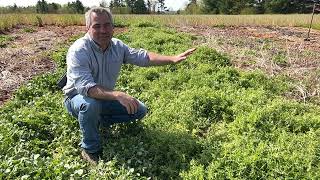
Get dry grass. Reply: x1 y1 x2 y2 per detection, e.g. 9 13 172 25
138 14 320 28
0 14 83 31
1 14 319 32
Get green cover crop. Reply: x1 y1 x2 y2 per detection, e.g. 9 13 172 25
1 23 320 179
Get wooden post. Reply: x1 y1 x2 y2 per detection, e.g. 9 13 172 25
305 3 316 41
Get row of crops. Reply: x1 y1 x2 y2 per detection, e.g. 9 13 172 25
1 22 320 179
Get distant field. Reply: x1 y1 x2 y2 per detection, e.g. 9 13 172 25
0 14 319 31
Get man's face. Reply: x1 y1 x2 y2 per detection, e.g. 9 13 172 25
88 12 114 48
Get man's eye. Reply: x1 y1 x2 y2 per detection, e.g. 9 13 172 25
104 23 112 27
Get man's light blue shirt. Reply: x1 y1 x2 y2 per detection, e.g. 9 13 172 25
63 33 150 98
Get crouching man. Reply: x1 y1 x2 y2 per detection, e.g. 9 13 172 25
63 7 196 165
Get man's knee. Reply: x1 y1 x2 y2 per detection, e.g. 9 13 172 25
137 101 148 120
79 96 101 114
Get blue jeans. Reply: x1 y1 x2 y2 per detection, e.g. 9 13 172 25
64 94 148 153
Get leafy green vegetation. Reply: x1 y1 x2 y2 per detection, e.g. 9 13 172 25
0 35 14 48
22 27 36 33
272 53 288 67
1 26 320 179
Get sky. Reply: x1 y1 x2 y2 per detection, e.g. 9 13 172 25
0 0 189 11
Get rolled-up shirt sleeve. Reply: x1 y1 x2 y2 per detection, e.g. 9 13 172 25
67 49 96 97
123 44 150 67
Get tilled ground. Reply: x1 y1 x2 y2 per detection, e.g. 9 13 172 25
0 25 87 106
177 25 320 103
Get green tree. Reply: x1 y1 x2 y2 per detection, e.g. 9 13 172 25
254 0 266 14
264 0 289 13
264 0 315 14
110 0 130 14
201 0 263 14
125 0 135 13
110 0 125 8
74 0 85 13
48 3 60 13
36 0 49 13
218 0 248 14
185 0 203 14
201 0 220 14
133 0 148 13
67 0 85 14
11 3 18 12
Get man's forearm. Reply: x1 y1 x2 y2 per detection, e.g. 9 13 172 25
147 52 175 66
87 85 119 100
147 48 196 66
87 85 139 114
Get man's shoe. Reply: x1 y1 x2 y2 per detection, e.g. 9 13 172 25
81 150 100 165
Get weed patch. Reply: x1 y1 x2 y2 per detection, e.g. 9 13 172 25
0 35 14 48
22 27 36 33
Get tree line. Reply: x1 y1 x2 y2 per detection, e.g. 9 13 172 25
0 0 85 14
105 0 166 14
184 0 320 14
0 0 167 14
1 0 319 14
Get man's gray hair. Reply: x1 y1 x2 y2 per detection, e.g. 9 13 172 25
85 7 113 28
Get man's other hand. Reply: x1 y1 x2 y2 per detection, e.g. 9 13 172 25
114 91 139 114
148 48 197 66
172 48 197 63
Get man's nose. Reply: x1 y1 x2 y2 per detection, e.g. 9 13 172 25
100 25 112 32
100 26 108 33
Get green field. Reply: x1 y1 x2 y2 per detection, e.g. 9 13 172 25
1 20 320 179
